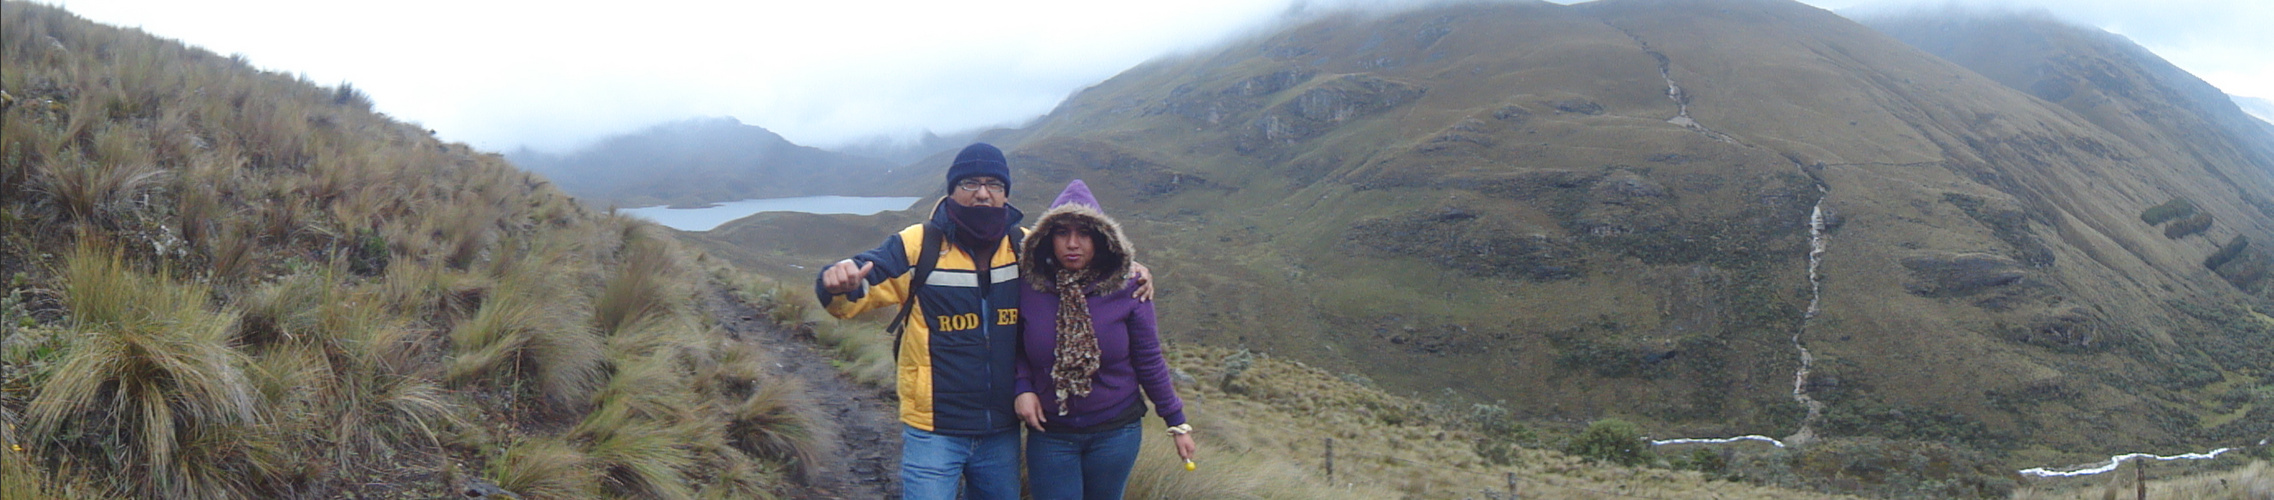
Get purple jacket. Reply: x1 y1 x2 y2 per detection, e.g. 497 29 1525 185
1012 179 1186 431
1014 281 1186 429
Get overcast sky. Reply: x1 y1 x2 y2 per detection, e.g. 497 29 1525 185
34 0 2273 154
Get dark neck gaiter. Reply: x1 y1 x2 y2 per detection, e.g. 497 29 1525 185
943 201 1010 261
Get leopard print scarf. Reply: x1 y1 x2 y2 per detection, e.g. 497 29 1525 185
1048 268 1101 415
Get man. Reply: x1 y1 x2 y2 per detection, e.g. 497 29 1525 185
817 143 1149 499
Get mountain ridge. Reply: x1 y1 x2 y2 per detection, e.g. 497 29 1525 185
508 116 905 207
700 0 2274 478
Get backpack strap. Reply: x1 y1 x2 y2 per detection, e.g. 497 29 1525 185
888 222 944 358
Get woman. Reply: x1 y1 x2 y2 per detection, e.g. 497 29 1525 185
1013 180 1196 500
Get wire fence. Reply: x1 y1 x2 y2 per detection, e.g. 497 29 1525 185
1312 437 1742 500
1306 436 2274 499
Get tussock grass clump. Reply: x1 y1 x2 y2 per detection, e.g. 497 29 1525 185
491 436 598 499
728 374 835 483
814 318 898 387
574 404 698 499
595 230 679 337
28 152 164 224
27 241 266 498
448 249 604 411
761 283 812 326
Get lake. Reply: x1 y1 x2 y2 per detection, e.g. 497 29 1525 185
623 196 923 232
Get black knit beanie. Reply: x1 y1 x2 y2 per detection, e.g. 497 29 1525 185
946 143 1013 194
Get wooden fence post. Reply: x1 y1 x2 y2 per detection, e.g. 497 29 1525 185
1506 471 1518 499
2135 458 2146 500
1325 438 1335 483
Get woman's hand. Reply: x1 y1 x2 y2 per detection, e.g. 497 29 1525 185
1130 262 1155 302
1172 432 1197 462
1015 393 1047 432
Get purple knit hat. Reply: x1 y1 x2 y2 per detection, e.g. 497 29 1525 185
1049 179 1101 211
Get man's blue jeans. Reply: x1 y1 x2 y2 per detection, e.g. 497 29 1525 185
900 425 1021 500
1023 421 1144 500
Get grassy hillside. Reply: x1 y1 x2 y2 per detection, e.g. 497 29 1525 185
0 3 831 498
693 0 2274 491
1861 9 2274 302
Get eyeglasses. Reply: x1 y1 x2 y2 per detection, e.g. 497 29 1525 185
956 179 1007 194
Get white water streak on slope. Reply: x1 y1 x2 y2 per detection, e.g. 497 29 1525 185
1660 193 2260 478
1654 55 1735 144
1791 200 1829 437
2018 449 2236 478
1651 195 1829 451
1633 60 2273 475
1651 435 1788 447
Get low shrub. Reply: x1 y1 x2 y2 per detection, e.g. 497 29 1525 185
1671 447 1730 477
2165 212 2215 239
2205 235 2251 270
2140 198 2197 226
1564 418 1655 466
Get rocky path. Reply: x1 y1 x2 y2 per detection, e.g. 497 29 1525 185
705 286 900 499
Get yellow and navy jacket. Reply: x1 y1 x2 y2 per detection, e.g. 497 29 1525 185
816 199 1026 435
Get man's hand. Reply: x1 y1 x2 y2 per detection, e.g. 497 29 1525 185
1015 392 1047 432
821 259 874 295
1129 262 1155 302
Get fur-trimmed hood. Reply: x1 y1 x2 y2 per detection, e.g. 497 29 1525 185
1022 180 1134 293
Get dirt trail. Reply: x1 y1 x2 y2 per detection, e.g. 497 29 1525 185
705 286 901 499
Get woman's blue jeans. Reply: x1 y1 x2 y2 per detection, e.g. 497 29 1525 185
1023 421 1144 500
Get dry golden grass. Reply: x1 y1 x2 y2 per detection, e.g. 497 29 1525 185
27 240 266 498
807 315 898 387
29 152 164 224
721 270 899 387
491 436 598 499
727 374 836 484
1163 344 1860 499
595 232 678 337
0 4 822 497
1122 411 1403 500
2010 460 2274 500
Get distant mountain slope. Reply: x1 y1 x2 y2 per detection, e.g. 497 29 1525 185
509 117 906 207
1860 9 2274 199
704 0 2274 479
2237 95 2274 128
824 128 985 168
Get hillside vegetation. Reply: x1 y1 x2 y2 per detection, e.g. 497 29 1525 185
693 0 2274 495
725 272 1874 499
1 3 829 498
